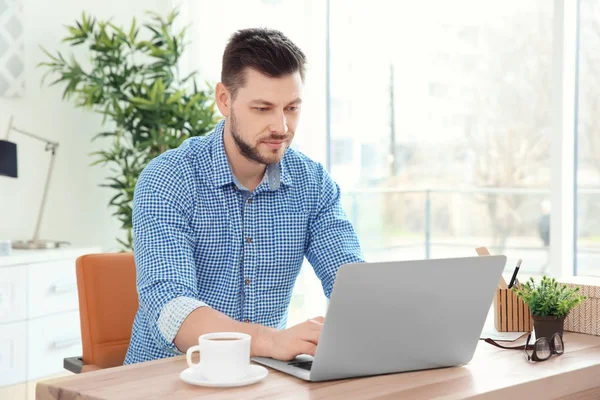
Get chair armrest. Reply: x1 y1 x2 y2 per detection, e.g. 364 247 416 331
82 364 102 372
63 356 84 373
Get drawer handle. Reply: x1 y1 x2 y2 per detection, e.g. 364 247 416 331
49 283 77 294
50 338 81 349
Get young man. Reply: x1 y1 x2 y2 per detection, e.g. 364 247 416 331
124 28 364 365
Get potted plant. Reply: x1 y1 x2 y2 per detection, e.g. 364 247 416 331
512 275 586 339
38 9 219 250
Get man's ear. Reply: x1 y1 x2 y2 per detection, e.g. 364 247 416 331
215 82 231 117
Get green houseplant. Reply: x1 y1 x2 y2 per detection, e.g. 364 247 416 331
38 9 219 250
512 275 586 339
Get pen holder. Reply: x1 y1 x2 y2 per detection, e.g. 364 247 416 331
494 288 533 332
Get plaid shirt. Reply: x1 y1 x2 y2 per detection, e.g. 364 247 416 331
124 120 364 364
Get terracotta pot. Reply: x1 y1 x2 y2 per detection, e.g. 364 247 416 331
531 314 565 339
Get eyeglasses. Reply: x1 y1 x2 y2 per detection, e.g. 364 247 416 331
484 332 564 362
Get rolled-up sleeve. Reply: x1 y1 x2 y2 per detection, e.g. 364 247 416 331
305 166 365 298
132 159 208 354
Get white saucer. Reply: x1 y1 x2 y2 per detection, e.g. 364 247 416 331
180 364 269 388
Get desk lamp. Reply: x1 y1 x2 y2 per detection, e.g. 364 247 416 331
0 115 66 249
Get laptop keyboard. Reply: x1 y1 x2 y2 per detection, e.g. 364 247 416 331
288 361 313 371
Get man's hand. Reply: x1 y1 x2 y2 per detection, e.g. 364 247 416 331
175 307 324 360
264 316 325 361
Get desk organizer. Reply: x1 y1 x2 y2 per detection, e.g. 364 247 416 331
494 288 533 332
559 277 600 336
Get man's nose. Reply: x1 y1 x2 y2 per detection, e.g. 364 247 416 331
269 110 288 135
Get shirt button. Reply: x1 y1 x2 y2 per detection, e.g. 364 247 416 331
245 319 250 323
247 198 252 204
246 237 252 243
245 278 250 285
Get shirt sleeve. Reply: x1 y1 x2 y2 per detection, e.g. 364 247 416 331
132 158 208 354
305 165 365 298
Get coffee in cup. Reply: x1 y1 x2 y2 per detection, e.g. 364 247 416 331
186 332 251 382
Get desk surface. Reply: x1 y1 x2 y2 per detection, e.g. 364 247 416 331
36 332 600 400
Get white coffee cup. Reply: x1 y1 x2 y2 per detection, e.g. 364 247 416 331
186 332 251 382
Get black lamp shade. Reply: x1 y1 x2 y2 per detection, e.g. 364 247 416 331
0 140 18 178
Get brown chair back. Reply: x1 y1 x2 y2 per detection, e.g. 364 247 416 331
76 252 138 369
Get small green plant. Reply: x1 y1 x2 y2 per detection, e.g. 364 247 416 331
512 276 587 318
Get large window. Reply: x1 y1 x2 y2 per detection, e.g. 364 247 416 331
181 0 594 327
330 0 555 280
577 0 600 277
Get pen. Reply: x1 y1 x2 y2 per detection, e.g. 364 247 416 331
508 259 522 289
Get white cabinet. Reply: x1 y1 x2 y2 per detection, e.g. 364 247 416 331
0 247 100 392
28 261 79 319
0 266 26 323
27 311 82 381
0 321 26 387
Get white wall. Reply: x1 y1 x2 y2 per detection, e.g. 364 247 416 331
0 0 170 251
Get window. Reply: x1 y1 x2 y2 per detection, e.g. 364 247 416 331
330 0 554 281
178 0 590 328
428 82 449 97
332 138 353 165
576 0 600 277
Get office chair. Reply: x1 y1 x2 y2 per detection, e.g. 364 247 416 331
64 252 138 373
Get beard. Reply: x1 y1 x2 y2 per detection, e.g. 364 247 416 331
230 110 289 165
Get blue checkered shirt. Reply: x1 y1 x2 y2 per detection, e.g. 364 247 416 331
124 120 364 364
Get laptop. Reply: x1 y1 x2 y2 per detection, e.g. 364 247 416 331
252 255 506 381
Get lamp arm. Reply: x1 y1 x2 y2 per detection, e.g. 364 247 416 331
4 115 13 139
10 126 59 148
4 115 60 245
32 145 58 244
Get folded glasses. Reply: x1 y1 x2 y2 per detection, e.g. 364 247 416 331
484 332 564 362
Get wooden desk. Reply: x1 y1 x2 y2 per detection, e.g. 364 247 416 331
36 332 600 400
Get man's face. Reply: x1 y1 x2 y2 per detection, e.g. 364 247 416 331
228 68 303 165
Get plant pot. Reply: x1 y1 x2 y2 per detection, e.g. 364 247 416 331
531 314 565 339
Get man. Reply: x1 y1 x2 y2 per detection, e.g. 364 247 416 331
124 27 364 365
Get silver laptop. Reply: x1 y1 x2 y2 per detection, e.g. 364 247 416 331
252 255 506 381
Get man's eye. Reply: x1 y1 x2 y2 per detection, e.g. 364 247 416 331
286 107 299 112
254 107 269 112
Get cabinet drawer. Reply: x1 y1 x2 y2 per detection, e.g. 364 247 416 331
0 266 27 323
27 312 81 381
0 321 27 386
28 260 78 318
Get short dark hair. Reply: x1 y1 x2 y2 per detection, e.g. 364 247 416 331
221 28 307 98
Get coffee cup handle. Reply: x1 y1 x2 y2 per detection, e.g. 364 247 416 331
186 345 201 368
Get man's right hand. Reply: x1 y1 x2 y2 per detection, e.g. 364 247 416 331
263 316 325 361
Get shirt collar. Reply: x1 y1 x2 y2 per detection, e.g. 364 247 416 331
209 119 292 190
